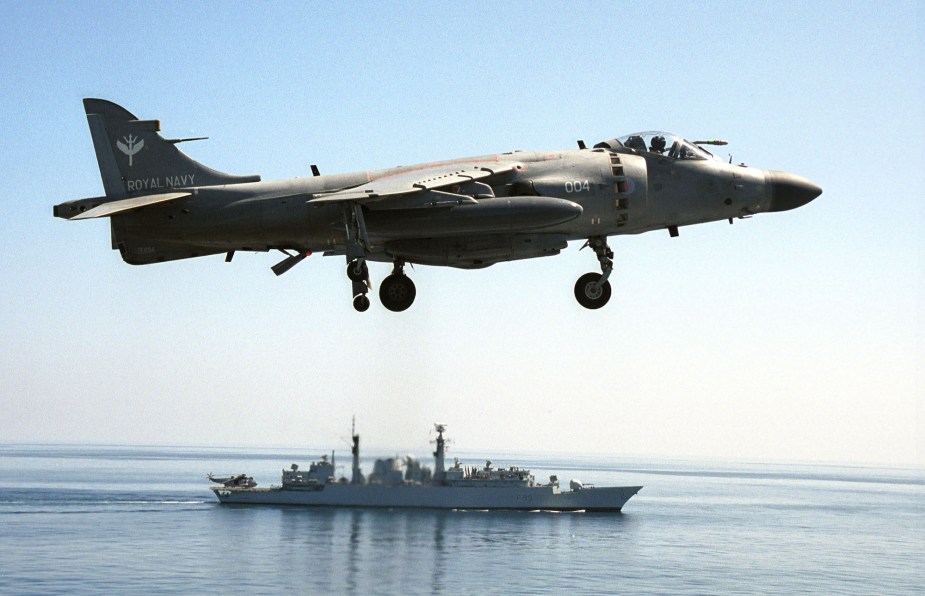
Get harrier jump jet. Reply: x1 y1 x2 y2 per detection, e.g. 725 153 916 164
54 99 821 312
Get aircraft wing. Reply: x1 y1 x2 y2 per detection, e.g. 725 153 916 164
309 162 518 210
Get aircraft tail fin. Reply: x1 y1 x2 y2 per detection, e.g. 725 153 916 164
82 98 260 198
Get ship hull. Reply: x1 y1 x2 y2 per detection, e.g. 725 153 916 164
210 484 642 512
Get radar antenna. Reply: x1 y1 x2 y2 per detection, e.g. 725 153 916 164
350 415 364 484
432 423 448 483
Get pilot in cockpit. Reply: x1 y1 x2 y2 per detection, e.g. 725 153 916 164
624 135 646 152
649 135 667 154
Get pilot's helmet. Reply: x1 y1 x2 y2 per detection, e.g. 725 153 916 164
650 135 666 153
625 135 646 151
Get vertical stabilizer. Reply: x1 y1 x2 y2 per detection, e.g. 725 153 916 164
83 98 260 198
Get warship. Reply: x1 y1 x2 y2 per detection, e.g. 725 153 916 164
209 424 641 512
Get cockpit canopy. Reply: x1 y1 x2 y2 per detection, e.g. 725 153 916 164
594 131 715 161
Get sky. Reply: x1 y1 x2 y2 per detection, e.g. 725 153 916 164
0 1 922 467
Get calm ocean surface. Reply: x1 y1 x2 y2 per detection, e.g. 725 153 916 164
0 444 922 595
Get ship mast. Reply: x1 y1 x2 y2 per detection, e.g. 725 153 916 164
351 416 365 484
433 423 447 483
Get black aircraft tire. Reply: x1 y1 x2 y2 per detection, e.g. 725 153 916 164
380 274 416 312
353 294 371 312
347 260 368 282
574 272 612 309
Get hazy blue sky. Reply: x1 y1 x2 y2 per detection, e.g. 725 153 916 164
1 2 921 466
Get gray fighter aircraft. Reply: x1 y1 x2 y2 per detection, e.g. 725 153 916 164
54 99 821 312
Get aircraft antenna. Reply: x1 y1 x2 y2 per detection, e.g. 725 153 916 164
166 137 209 144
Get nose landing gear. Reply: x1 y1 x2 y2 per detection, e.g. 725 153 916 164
575 236 613 309
575 273 611 309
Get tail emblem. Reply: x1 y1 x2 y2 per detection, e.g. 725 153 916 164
116 134 144 166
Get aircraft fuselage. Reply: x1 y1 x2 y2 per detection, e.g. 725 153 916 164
102 149 788 268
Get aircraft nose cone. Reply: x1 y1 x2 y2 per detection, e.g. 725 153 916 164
765 170 822 212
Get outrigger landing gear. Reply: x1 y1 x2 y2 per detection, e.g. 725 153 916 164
379 258 416 312
575 236 613 309
344 204 372 312
352 293 370 312
346 259 368 282
349 260 371 312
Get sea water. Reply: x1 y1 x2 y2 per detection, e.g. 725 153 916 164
0 445 922 594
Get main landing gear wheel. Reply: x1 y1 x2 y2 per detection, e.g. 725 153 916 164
352 294 371 312
380 274 416 312
574 272 612 309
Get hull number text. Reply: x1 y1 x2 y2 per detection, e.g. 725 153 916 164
564 180 590 193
